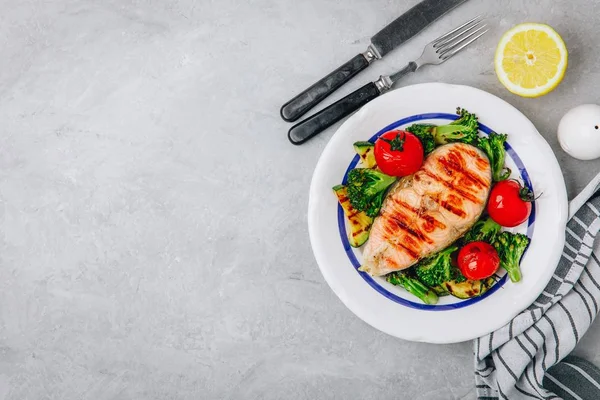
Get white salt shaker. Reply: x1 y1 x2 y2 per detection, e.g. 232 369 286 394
558 104 600 160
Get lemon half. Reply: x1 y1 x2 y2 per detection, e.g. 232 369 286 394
495 23 568 97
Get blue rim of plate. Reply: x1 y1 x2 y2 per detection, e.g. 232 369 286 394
337 113 536 311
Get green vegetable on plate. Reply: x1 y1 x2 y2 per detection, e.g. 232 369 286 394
346 168 396 218
477 131 511 182
430 284 450 296
353 141 377 168
406 107 479 153
413 245 460 288
442 276 496 299
462 216 502 245
494 231 531 283
386 271 439 305
332 185 373 248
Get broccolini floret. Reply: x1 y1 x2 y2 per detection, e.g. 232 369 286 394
413 245 459 288
477 132 511 182
430 284 450 296
462 216 502 244
346 168 396 217
386 271 439 305
405 124 436 154
406 107 479 152
494 231 531 283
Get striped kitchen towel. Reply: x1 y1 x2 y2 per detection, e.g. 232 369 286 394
475 172 600 400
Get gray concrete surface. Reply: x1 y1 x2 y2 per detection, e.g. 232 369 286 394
1 0 600 399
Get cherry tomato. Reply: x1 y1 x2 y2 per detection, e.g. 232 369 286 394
487 180 535 228
374 130 423 177
458 241 500 280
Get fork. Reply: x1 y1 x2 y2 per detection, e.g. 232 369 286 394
288 16 489 145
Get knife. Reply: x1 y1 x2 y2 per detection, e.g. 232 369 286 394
279 0 469 123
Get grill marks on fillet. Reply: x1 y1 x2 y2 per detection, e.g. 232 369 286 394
388 213 432 244
439 197 468 218
421 214 447 233
422 148 489 207
436 151 489 190
385 198 435 256
476 156 490 172
420 169 480 204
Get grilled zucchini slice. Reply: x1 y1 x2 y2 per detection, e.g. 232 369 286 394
353 141 376 169
444 279 487 299
333 184 373 247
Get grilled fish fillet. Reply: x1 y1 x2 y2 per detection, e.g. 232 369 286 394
362 142 492 276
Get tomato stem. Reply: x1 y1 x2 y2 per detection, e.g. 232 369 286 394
380 132 405 152
508 179 540 202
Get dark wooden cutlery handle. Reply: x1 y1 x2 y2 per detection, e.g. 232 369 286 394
280 54 370 122
288 82 381 145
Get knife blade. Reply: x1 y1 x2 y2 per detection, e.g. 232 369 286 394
370 0 468 57
280 0 469 123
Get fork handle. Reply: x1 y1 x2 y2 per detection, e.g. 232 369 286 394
389 61 418 83
288 82 381 145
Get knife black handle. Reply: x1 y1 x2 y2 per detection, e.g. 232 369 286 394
288 82 381 145
280 54 371 122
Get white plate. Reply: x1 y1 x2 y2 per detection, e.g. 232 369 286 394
308 83 568 343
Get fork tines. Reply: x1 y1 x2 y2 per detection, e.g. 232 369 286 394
432 16 488 60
